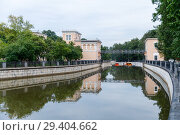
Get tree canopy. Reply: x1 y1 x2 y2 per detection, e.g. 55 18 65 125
0 15 83 62
152 0 180 60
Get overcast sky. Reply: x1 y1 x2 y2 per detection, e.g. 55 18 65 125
0 0 158 47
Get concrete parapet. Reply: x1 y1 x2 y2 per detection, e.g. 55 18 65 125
144 64 173 101
0 62 112 80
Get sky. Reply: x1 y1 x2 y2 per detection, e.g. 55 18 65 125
0 0 158 47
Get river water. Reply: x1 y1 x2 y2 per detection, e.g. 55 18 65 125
0 67 170 120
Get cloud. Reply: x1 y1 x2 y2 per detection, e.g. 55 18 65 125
0 0 158 46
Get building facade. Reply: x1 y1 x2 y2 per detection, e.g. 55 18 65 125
33 32 47 39
145 38 164 61
62 31 101 60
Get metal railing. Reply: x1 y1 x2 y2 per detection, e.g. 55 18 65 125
101 50 145 54
0 60 111 69
145 60 180 79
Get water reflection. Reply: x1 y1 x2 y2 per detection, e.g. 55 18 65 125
80 73 101 93
144 72 170 120
0 67 170 120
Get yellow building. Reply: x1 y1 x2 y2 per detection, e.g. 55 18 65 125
62 31 101 60
145 38 164 61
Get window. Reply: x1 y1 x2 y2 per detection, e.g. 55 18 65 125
154 55 158 60
91 44 94 50
66 35 69 40
154 86 158 92
66 35 72 40
69 35 71 40
154 42 158 48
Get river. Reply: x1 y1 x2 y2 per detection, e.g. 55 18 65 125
0 66 170 120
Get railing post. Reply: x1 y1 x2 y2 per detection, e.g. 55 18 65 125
170 62 173 72
165 61 167 69
24 62 28 67
155 61 157 66
174 63 179 78
42 61 45 67
160 61 162 67
57 61 59 66
178 67 180 83
2 62 6 68
68 61 70 65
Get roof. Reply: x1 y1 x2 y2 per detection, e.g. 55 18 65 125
145 38 158 43
62 30 82 35
80 40 102 43
33 32 47 38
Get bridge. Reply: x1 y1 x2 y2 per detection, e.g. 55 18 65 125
101 50 145 54
102 78 144 83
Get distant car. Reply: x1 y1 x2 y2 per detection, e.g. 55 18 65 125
125 62 132 66
114 63 120 66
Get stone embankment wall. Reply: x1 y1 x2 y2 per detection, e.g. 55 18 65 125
0 62 112 90
0 62 112 80
144 64 173 102
101 62 113 68
0 67 102 91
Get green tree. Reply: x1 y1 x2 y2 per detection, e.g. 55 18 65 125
65 42 83 61
81 38 87 40
5 31 45 61
8 15 34 33
0 15 83 62
52 41 71 61
152 0 180 60
42 30 62 41
0 39 7 59
101 45 111 60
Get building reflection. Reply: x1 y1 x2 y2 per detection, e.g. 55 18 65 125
63 73 102 102
80 73 101 93
145 73 161 96
63 90 81 102
144 74 159 96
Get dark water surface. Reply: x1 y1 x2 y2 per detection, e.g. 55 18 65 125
0 67 170 120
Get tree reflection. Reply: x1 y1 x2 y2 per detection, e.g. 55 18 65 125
101 68 110 80
148 90 170 120
0 81 82 119
110 66 145 88
109 66 170 120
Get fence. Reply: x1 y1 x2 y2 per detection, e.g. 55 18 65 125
145 60 180 79
0 60 111 69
